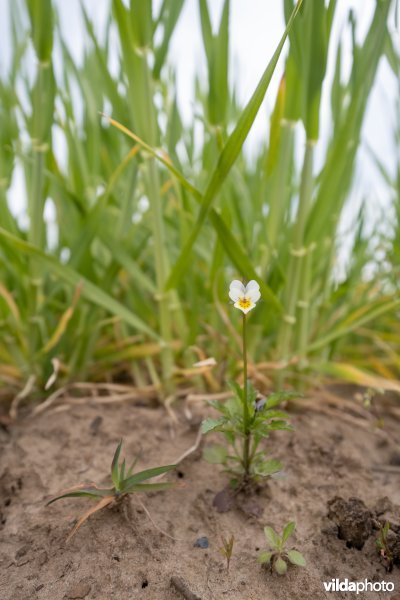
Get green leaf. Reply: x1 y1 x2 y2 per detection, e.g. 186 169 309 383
256 459 282 477
165 0 303 291
246 379 258 404
106 118 281 312
265 391 300 409
282 521 296 544
153 0 185 79
111 440 123 489
258 551 273 564
121 464 176 490
267 420 293 431
228 380 243 400
27 0 53 61
261 410 289 420
264 526 281 550
209 212 281 310
47 485 114 505
0 228 160 341
207 399 229 415
201 417 226 434
203 444 228 464
275 556 287 575
287 550 306 567
120 458 126 482
123 482 175 494
126 455 139 478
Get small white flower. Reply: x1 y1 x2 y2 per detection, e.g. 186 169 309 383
229 280 261 314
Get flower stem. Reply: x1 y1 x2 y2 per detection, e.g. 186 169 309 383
242 313 250 478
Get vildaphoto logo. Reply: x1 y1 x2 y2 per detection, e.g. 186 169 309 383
323 579 394 594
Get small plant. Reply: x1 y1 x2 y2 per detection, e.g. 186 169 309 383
47 440 176 540
376 521 394 571
258 521 306 575
219 534 235 572
202 280 297 485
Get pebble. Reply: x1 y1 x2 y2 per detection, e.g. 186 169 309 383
193 537 209 549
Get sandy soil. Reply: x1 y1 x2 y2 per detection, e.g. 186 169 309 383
0 389 399 600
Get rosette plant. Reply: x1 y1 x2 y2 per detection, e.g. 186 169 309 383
47 440 176 540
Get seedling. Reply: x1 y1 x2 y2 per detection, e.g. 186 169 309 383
376 521 394 571
258 521 306 575
219 534 235 572
47 440 176 540
202 280 297 485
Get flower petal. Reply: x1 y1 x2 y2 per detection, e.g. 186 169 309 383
230 280 245 292
229 280 245 302
234 301 255 314
245 280 261 303
229 289 241 302
245 280 259 293
247 288 261 303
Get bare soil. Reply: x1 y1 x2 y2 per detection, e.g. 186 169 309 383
0 389 399 600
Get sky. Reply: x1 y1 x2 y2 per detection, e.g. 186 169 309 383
0 0 398 236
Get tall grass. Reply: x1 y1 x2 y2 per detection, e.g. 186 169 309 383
0 0 398 401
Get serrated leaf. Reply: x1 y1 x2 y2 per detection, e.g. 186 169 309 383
287 550 306 567
258 551 273 564
267 420 293 431
275 556 287 575
203 444 228 464
264 526 281 549
201 417 226 434
207 399 229 415
265 391 300 409
228 380 243 400
256 459 282 477
262 410 289 420
282 521 296 544
246 379 258 404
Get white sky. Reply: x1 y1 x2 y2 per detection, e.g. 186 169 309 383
0 0 398 234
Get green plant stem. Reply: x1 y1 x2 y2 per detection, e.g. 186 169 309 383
277 140 315 374
261 120 295 274
242 312 250 477
28 62 47 359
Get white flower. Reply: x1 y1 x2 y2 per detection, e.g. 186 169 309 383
229 280 261 314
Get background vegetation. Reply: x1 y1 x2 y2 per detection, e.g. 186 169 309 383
0 0 399 402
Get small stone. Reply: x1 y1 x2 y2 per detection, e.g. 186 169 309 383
66 582 91 599
193 536 209 549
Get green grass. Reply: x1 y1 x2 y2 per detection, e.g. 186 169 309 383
0 0 398 401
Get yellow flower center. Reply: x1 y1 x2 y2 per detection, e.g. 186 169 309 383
238 296 252 309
